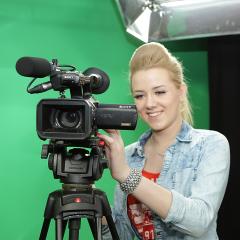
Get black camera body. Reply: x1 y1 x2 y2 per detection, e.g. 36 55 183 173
37 98 137 141
16 57 138 143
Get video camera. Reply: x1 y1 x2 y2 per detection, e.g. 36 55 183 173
16 57 131 239
16 57 138 142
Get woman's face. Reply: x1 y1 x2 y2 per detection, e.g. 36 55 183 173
131 68 185 132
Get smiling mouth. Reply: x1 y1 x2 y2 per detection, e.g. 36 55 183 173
147 112 162 117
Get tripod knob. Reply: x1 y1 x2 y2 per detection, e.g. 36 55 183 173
41 144 50 159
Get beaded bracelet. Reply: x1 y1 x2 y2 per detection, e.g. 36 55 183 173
120 168 142 194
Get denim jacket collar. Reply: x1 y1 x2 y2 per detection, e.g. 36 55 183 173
131 121 193 158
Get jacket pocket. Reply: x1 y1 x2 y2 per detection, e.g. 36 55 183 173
172 168 194 196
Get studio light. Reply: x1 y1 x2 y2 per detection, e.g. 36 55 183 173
116 0 240 42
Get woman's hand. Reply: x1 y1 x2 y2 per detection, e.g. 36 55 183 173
97 130 130 182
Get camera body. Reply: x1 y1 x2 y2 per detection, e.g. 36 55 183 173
37 98 137 141
16 56 138 143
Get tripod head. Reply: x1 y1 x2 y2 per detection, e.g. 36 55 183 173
41 137 108 186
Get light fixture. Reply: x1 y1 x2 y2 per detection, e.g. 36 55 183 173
115 0 240 42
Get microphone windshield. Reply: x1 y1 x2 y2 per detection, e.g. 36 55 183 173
83 67 110 94
16 57 52 78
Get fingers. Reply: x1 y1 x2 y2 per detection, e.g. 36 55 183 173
103 129 120 136
97 130 124 160
97 132 114 146
97 130 121 144
97 130 126 180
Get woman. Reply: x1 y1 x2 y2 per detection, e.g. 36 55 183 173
99 42 230 239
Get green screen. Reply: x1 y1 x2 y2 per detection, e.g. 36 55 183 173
0 0 208 239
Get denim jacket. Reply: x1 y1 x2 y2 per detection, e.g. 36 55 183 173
102 121 230 240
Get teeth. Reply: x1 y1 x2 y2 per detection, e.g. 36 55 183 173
148 112 160 117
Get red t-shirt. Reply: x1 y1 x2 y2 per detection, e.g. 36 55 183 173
127 170 160 240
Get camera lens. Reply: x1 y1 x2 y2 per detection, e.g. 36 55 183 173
57 110 82 128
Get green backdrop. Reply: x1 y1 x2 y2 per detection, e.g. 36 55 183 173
0 0 209 239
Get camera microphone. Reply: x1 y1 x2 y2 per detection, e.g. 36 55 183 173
16 57 52 78
28 81 53 94
16 57 110 95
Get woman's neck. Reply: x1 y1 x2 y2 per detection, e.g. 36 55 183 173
150 119 182 150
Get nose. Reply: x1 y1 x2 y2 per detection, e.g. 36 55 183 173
145 94 157 109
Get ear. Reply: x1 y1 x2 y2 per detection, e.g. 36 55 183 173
179 83 187 100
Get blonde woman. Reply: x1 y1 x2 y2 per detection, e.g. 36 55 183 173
99 42 230 240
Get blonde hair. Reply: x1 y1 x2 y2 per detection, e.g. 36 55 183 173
129 42 193 125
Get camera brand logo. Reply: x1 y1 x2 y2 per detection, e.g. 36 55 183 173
63 74 75 79
119 105 132 109
121 123 131 126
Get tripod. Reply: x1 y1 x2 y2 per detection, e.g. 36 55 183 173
38 139 119 240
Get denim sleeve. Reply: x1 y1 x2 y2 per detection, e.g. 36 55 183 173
102 184 136 240
163 133 230 238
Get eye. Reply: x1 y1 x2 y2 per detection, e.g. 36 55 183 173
155 90 166 95
133 94 144 100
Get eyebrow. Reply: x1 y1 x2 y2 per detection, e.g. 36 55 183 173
133 85 166 93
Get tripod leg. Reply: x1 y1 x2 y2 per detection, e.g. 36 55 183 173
88 219 98 240
69 219 81 240
96 217 102 240
56 218 63 240
98 192 120 240
40 191 57 240
105 214 120 240
39 218 51 240
87 218 102 240
62 220 68 237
